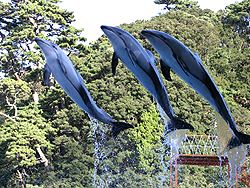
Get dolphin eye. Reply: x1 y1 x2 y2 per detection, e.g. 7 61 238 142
52 45 57 49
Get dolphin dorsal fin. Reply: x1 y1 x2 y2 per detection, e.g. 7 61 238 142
160 59 172 81
112 52 119 75
43 63 52 86
146 50 158 65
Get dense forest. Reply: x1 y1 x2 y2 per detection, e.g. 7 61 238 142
0 0 250 187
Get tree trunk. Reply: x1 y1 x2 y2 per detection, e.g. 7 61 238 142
32 90 39 104
17 170 26 188
36 147 49 171
14 72 21 81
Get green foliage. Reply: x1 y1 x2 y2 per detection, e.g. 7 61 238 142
129 105 164 173
0 78 31 114
178 165 228 187
1 0 250 187
0 0 86 78
154 0 199 10
224 0 250 39
0 102 55 187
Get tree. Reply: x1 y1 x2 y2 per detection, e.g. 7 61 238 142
0 0 86 79
1 0 250 187
0 0 87 187
0 95 55 187
154 0 199 11
129 105 164 173
225 0 250 40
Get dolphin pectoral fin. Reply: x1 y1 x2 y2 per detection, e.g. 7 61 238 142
165 117 194 134
60 60 67 75
112 52 119 75
77 84 94 110
174 54 190 76
146 50 158 65
111 122 133 139
126 47 137 67
57 53 67 75
160 59 172 81
43 63 52 86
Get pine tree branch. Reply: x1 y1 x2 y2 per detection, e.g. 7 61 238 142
36 147 50 171
17 170 25 188
5 92 18 117
0 112 17 123
13 72 21 81
0 31 5 43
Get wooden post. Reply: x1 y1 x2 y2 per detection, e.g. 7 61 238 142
175 157 178 188
170 159 173 188
228 164 231 188
235 167 238 188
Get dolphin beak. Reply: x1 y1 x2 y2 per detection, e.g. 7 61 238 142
141 30 169 47
100 25 109 30
141 30 150 35
35 38 46 45
100 25 115 35
141 30 154 37
100 25 120 44
141 30 160 43
141 30 162 40
35 38 54 57
35 38 41 42
35 38 47 48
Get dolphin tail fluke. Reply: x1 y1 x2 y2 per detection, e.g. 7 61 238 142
111 122 133 139
165 117 194 134
228 132 250 149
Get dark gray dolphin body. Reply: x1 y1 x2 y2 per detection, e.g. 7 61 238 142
141 30 250 148
35 38 133 138
101 25 194 133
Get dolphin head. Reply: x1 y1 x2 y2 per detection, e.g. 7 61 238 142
101 25 135 50
141 30 178 57
141 30 196 61
35 38 61 62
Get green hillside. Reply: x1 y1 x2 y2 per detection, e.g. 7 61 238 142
0 0 250 187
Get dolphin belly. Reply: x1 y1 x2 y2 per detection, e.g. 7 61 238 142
51 69 91 112
117 54 158 96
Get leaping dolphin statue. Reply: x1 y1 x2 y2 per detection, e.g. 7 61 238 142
101 25 194 133
141 30 250 148
35 38 133 138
